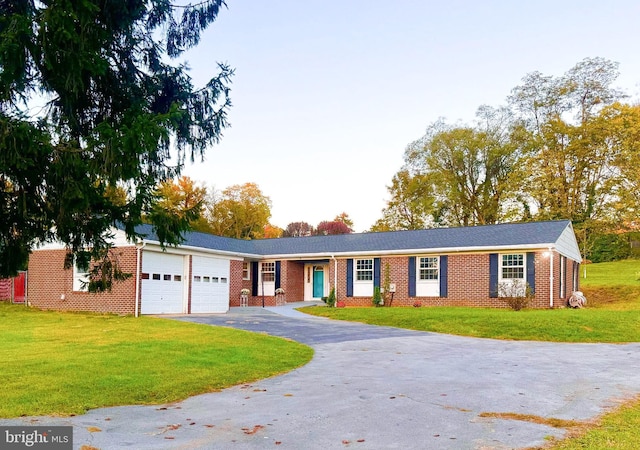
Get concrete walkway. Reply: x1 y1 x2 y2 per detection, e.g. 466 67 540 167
4 303 640 449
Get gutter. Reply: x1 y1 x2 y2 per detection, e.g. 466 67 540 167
549 246 554 308
331 254 337 299
140 240 261 260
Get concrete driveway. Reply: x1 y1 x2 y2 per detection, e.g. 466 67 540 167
4 303 640 449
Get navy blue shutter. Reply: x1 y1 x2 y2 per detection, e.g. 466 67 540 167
251 262 259 296
526 252 535 294
373 258 381 288
489 253 499 298
408 257 416 297
275 261 281 290
346 259 353 297
439 255 448 298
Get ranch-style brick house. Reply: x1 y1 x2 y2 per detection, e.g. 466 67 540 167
26 220 582 315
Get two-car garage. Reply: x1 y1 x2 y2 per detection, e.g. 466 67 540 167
140 250 231 314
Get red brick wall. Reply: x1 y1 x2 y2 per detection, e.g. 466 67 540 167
282 261 304 302
229 259 245 307
28 247 138 314
330 252 579 309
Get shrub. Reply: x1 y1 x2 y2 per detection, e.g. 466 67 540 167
326 287 336 307
498 281 532 311
372 286 383 307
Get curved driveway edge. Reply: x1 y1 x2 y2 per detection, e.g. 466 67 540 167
3 304 640 449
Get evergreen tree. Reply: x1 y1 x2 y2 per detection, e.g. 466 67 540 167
0 1 232 289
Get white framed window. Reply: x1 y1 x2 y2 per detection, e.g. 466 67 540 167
261 262 275 282
355 259 373 281
418 257 439 280
242 262 250 280
259 261 276 296
499 253 526 297
354 259 374 297
500 254 524 280
416 256 439 296
73 260 89 292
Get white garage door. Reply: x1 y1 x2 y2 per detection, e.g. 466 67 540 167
141 252 185 314
191 255 230 313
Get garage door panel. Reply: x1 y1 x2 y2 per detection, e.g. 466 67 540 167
141 252 185 314
191 256 230 313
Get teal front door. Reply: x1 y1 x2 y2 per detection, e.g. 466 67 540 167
313 267 324 298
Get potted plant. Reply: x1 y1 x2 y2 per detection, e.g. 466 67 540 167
275 287 286 305
240 288 250 307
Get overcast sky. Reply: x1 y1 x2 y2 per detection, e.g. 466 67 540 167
181 0 640 232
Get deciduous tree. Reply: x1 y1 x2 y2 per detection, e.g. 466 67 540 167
315 220 352 235
148 176 206 245
509 57 624 226
208 183 272 239
370 170 436 231
283 221 314 237
403 109 527 227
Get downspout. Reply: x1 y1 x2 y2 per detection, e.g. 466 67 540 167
331 254 337 300
549 247 554 308
135 242 146 318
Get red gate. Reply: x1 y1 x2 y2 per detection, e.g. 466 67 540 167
13 272 26 303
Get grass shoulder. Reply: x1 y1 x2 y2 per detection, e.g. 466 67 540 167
0 304 313 418
300 305 640 343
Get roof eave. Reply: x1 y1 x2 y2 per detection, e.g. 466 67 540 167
141 240 262 260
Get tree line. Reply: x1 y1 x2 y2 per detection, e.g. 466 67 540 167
151 178 354 240
370 57 640 258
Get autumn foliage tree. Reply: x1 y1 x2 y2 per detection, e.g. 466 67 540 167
148 177 206 245
373 57 640 258
315 220 352 235
207 183 272 240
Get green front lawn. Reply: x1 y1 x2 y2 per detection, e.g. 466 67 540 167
0 304 313 418
301 306 640 342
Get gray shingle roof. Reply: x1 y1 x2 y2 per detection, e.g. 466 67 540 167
135 220 572 257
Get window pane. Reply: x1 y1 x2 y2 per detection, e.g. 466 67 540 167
419 257 439 280
356 259 373 281
263 273 275 282
501 254 524 279
242 262 250 280
261 262 275 282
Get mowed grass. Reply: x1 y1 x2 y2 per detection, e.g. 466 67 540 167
301 259 640 449
300 306 640 343
0 304 313 418
302 259 640 343
580 259 640 310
